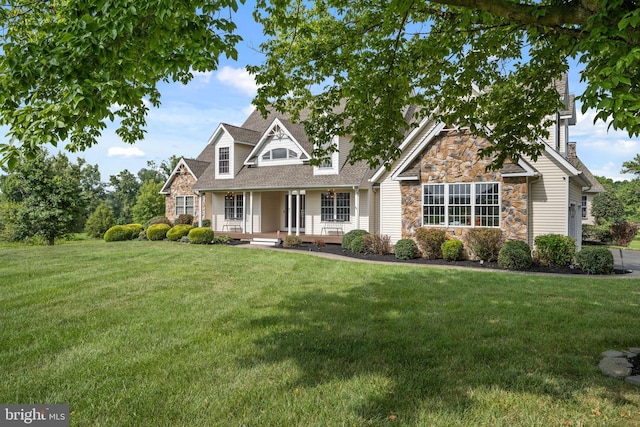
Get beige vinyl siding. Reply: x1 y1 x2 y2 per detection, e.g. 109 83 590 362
528 150 570 244
379 179 403 244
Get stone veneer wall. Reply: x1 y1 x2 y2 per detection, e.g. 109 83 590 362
400 130 528 253
164 164 203 224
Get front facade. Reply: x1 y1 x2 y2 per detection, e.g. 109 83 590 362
162 76 602 252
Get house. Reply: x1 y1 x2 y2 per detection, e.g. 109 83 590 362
161 75 603 251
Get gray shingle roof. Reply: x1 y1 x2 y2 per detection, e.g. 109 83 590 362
193 160 373 191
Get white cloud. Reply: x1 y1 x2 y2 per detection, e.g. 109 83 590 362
216 66 258 96
107 146 145 158
192 69 213 84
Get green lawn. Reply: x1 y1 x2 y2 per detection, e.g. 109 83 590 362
1 240 640 426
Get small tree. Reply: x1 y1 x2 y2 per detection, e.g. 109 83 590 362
132 180 165 224
591 192 625 225
85 203 116 239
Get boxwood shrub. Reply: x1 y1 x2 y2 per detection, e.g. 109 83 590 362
394 239 419 260
189 227 214 244
283 235 303 248
341 229 370 250
126 224 144 240
534 234 575 266
350 235 367 253
575 247 614 275
442 239 464 261
104 225 133 242
498 240 533 271
147 223 171 241
167 224 193 241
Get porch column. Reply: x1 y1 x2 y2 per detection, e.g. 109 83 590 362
249 191 254 235
354 188 360 229
211 193 215 230
287 190 293 235
243 191 247 234
296 191 301 236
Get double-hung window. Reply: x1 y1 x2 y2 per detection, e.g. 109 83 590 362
224 194 243 220
423 183 500 227
581 195 587 219
321 192 350 221
218 147 230 174
175 195 194 216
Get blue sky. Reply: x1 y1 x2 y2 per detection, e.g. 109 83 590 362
56 4 640 182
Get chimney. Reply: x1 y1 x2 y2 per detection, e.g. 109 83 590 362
567 141 577 159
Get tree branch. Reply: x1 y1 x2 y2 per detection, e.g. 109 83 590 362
425 0 596 27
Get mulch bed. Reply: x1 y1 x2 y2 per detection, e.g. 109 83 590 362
277 243 629 276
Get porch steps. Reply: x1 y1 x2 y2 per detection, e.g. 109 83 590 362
249 237 282 247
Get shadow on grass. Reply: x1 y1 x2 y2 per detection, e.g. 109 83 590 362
241 270 634 423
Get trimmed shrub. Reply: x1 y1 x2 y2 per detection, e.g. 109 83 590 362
363 234 392 255
534 234 575 266
145 216 172 229
313 239 326 248
575 247 614 275
442 239 464 261
415 227 446 259
394 239 419 260
350 235 367 253
202 219 211 228
498 240 533 271
466 228 503 261
104 225 135 242
610 221 639 247
167 224 193 241
283 235 302 248
175 214 194 225
342 229 370 250
582 224 613 244
125 224 144 240
189 227 214 244
213 234 232 244
147 223 171 241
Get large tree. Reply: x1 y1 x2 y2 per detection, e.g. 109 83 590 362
0 151 88 245
251 0 640 168
0 0 242 168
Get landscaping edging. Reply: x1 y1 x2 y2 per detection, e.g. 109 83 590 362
599 348 640 386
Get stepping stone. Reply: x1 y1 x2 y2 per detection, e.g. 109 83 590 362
625 376 640 386
599 358 632 378
602 350 626 358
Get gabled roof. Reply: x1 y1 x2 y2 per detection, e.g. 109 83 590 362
569 156 606 193
160 157 209 194
244 118 311 165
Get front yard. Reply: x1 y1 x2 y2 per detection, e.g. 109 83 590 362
1 240 639 426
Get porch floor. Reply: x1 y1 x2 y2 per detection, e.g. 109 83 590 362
222 231 344 245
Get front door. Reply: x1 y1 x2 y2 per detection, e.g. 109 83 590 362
285 194 306 232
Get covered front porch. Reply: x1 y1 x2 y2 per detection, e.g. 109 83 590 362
223 231 344 245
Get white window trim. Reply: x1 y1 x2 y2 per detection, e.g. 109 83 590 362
218 146 231 177
175 195 195 216
321 191 351 222
422 182 501 228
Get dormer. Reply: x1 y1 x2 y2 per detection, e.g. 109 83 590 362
207 124 260 180
245 119 310 167
313 135 340 175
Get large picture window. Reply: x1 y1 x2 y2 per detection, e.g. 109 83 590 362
423 183 500 227
175 195 194 216
224 194 243 220
321 192 350 221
